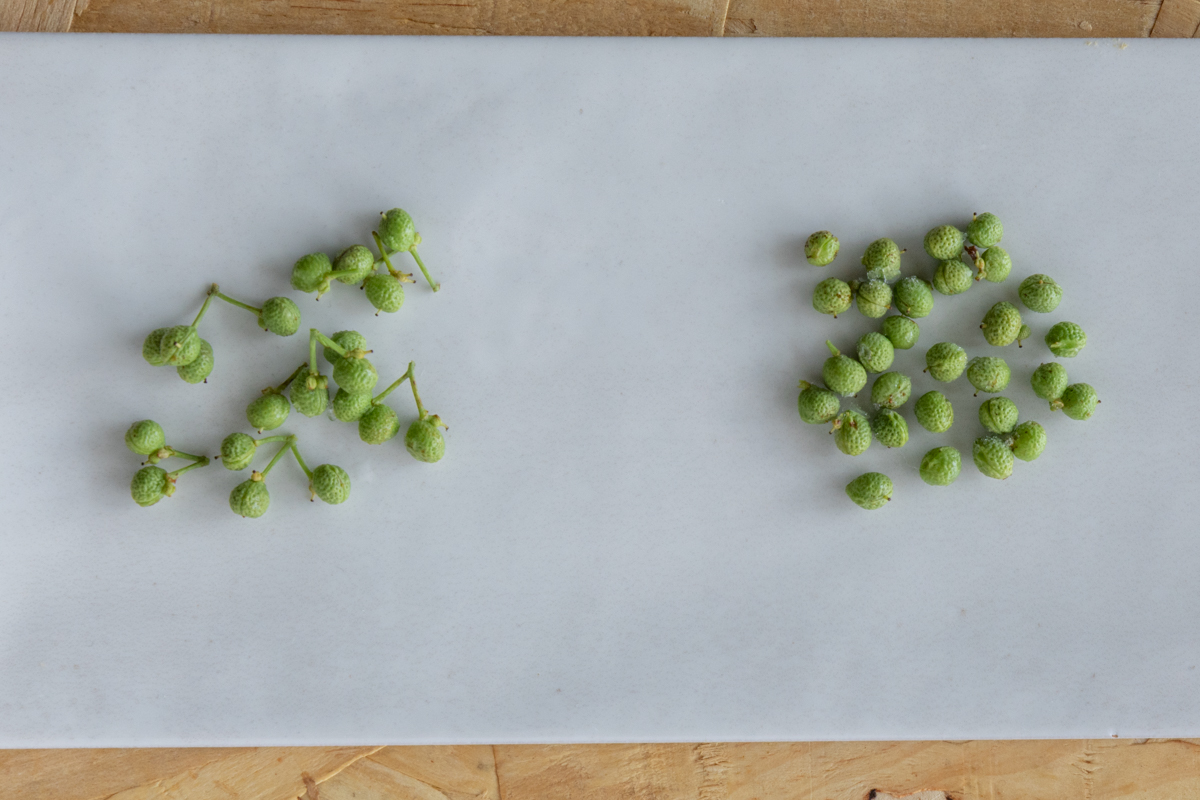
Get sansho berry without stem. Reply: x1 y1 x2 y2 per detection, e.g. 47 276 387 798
967 356 1011 395
1009 421 1046 462
870 372 911 409
831 410 871 456
980 301 1023 347
804 231 840 266
881 315 920 350
933 258 974 296
923 225 964 261
914 391 954 433
976 247 1011 283
852 279 892 319
973 436 1014 480
966 212 1003 248
1031 362 1069 401
978 396 1019 434
872 409 908 449
813 277 853 318
861 238 903 282
822 341 868 397
1053 383 1099 420
1046 322 1087 358
797 381 840 424
856 332 895 374
845 472 893 510
1018 274 1063 313
919 446 962 486
924 342 967 383
894 276 934 318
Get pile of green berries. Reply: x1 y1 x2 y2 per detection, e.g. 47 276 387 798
128 208 450 517
799 213 1098 509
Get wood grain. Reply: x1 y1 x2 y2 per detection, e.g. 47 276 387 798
1150 0 1200 34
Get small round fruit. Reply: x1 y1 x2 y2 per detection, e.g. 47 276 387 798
978 396 1019 434
861 238 902 282
855 332 895 374
359 403 400 445
220 432 257 471
323 330 368 364
379 208 418 252
1057 383 1098 420
967 356 1011 395
967 212 1003 247
915 391 954 433
933 258 973 295
261 297 301 336
1018 274 1063 313
832 410 871 456
804 231 840 266
406 418 446 463
142 327 171 366
131 465 169 507
812 277 853 317
333 356 379 395
881 315 919 350
973 436 1014 480
158 325 200 367
845 472 893 510
1031 362 1069 401
978 247 1011 283
923 225 964 261
870 372 911 409
332 388 373 422
333 245 376 284
311 464 351 504
177 338 214 383
797 381 840 424
919 446 962 486
290 376 329 418
980 301 1023 347
125 420 166 455
1046 322 1087 358
229 479 270 518
246 392 291 431
854 279 892 318
925 342 967 383
291 253 331 294
894 276 934 318
364 273 406 314
822 341 867 397
872 409 908 448
1010 421 1046 462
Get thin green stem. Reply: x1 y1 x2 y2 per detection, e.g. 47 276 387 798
275 362 308 393
372 362 414 404
166 448 207 463
324 269 363 281
407 362 428 419
308 331 320 377
409 248 439 292
372 231 398 274
168 457 209 479
214 291 262 315
311 329 346 358
260 436 296 479
256 435 292 446
191 285 218 328
290 441 313 480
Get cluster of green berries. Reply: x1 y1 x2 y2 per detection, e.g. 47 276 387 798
221 434 350 517
125 420 210 506
801 212 1098 509
291 208 440 313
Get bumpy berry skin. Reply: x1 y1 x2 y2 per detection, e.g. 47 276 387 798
143 327 171 366
379 208 417 252
406 419 446 463
832 410 872 456
915 391 954 433
333 356 379 395
229 480 270 518
870 372 912 409
246 392 291 431
1045 322 1087 358
220 432 257 471
1031 362 1069 401
797 382 840 424
845 472 893 510
131 466 169 507
925 342 967 383
125 420 166 455
894 276 934 318
973 436 1014 480
804 231 840 266
856 332 895 374
861 238 902 282
933 259 973 295
177 338 214 383
1057 383 1098 420
332 388 373 422
978 396 1019 434
812 277 853 317
1018 274 1062 313
364 274 406 314
854 280 892 318
967 213 1003 247
873 409 908 448
1010 421 1046 462
290 375 330 418
979 247 1011 283
311 464 351 504
291 253 331 294
261 297 301 336
980 301 1023 347
924 225 964 261
882 315 919 350
334 245 376 285
323 330 368 364
359 403 400 444
159 325 200 367
967 356 1011 394
822 341 868 397
919 446 962 486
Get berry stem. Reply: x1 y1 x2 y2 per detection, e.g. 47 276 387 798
213 290 262 315
166 447 207 463
405 362 433 420
325 269 365 282
825 340 840 357
259 436 296 479
372 362 414 404
191 285 219 329
371 231 399 275
289 441 314 480
409 247 439 292
167 457 209 479
256 435 292 446
308 332 320 377
312 329 346 359
275 362 308 393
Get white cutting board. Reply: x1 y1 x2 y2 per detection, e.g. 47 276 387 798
1 34 1198 746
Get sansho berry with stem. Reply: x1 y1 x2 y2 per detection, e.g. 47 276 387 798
290 332 333 418
978 396 1019 434
1031 362 1069 402
852 279 892 319
975 247 1011 283
822 340 868 397
315 329 379 395
176 339 214 383
1046 322 1087 358
333 245 376 285
125 420 208 466
812 277 853 318
212 283 301 337
363 273 411 315
973 436 1014 480
861 238 903 282
967 356 1011 396
1009 421 1046 462
980 301 1023 347
919 446 962 486
797 381 840 424
845 472 892 510
924 342 967 383
323 330 368 365
156 287 217 367
914 391 954 433
967 213 1003 248
228 437 295 518
218 433 292 471
291 253 373 300
1018 274 1063 313
893 276 934 318
855 332 895 374
881 315 919 350
246 363 305 432
870 372 911 409
402 362 449 463
830 409 871 456
804 231 840 266
923 225 964 261
374 208 440 292
1052 383 1099 420
872 409 908 449
290 441 351 504
131 458 209 507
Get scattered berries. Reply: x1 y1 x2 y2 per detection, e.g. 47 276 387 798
923 225 964 261
855 332 895 374
924 342 967 383
978 396 1019 434
966 213 1003 248
813 277 853 317
919 446 962 486
869 372 911 409
1018 274 1062 313
973 436 1014 480
861 238 903 282
915 391 954 433
1045 321 1087 358
980 301 1023 347
967 356 1011 395
797 381 840 424
845 472 893 510
804 231 840 266
881 315 919 350
822 341 868 397
894 276 934 318
831 409 872 456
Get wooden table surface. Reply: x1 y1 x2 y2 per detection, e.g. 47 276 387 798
3 2 1198 795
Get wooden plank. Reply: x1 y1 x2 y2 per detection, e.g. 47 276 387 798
1150 0 1200 34
0 0 86 31
318 745 502 800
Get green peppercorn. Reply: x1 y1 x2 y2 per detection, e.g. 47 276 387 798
229 477 271 518
923 225 964 261
142 327 171 366
861 238 903 282
870 372 912 409
967 356 1011 395
406 417 447 463
1009 421 1046 462
845 472 893 510
856 331 895 374
804 231 840 266
881 315 919 350
125 420 166 456
932 258 974 296
1054 383 1098 420
1031 363 1069 402
333 245 376 285
822 340 868 397
924 342 967 383
831 409 872 456
246 391 291 432
872 409 908 448
797 380 840 424
894 276 934 318
978 396 1019 434
978 247 1011 283
176 339 214 384
1018 274 1063 313
358 403 401 445
973 436 1014 480
812 277 853 318
914 391 954 433
260 297 302 336
364 273 406 314
980 301 1023 347
290 374 330 418
919 446 962 486
331 388 373 422
1045 322 1087 358
853 279 892 319
323 330 368 365
130 465 170 507
311 464 351 504
291 253 332 294
219 432 258 471
967 212 1003 247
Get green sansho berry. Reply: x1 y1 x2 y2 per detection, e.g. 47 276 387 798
966 212 1003 248
333 245 376 285
933 258 974 296
158 325 200 367
311 464 351 504
1046 322 1087 358
861 238 903 282
881 315 919 350
924 342 967 383
142 327 171 366
831 409 871 456
856 332 895 374
978 396 1019 434
804 231 840 266
845 472 893 510
1031 362 1069 401
812 277 853 318
130 465 170 507
893 276 934 318
915 391 954 433
967 356 1011 395
973 436 1014 480
797 381 840 424
919 446 962 486
1055 383 1099 420
870 372 911 409
246 392 291 432
291 253 332 294
1010 421 1046 462
379 208 418 252
872 409 908 448
332 388 373 422
822 340 868 397
923 225 964 261
978 247 1011 283
229 477 271 518
359 403 401 445
260 297 301 336
333 356 379 395
980 301 1023 347
364 273 406 314
1018 274 1063 313
177 338 214 384
406 417 447 463
1017 324 1032 348
220 432 258 471
323 330 368 364
854 279 892 319
290 374 330 418
125 420 166 456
